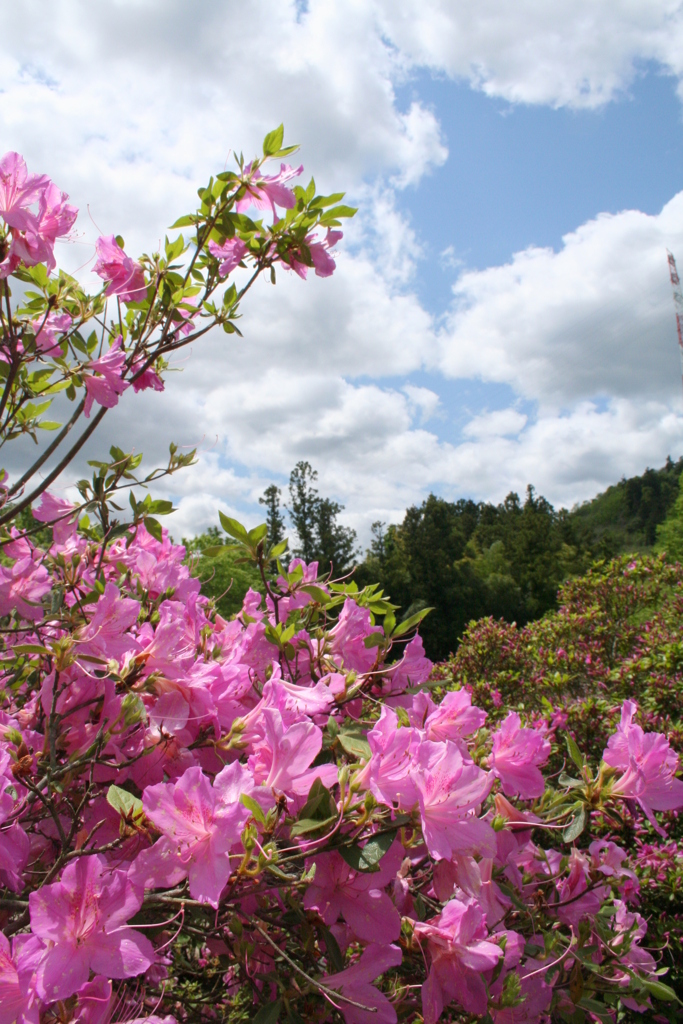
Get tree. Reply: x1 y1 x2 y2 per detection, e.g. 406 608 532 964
287 460 319 561
656 470 683 561
286 462 358 572
313 495 359 574
259 483 285 546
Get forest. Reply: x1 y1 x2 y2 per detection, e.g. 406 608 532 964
190 454 683 660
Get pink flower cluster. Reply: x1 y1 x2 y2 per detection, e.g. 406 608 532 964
0 152 76 277
0 502 680 1024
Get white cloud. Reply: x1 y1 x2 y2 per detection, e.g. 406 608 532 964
4 0 683 544
463 409 528 439
377 0 683 109
438 194 683 404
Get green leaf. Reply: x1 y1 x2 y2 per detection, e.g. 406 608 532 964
558 772 584 790
240 793 266 826
321 204 357 219
299 584 331 605
363 632 384 649
320 927 344 972
393 606 433 637
147 499 174 516
290 815 338 837
338 831 395 873
268 539 289 559
37 421 61 431
12 644 50 655
248 523 268 545
106 785 144 821
298 777 336 822
143 517 163 542
218 511 249 543
263 125 285 156
565 734 585 771
338 723 371 760
252 999 282 1024
642 979 681 1004
564 806 587 843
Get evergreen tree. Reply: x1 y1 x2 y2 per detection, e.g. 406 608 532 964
656 471 683 561
259 484 285 546
314 497 359 574
287 461 319 562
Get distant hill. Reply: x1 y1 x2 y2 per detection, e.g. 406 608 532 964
568 455 683 553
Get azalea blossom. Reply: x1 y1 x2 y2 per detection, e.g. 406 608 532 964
94 234 147 302
321 943 403 1024
82 335 129 417
488 711 550 800
235 161 303 216
208 237 248 277
415 739 495 860
414 896 503 1020
603 700 683 831
28 855 155 1001
304 842 403 943
132 762 263 906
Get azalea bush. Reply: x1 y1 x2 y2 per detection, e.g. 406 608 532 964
437 553 683 1006
1 143 683 1024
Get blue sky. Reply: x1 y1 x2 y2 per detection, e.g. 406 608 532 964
400 66 683 310
3 1 683 539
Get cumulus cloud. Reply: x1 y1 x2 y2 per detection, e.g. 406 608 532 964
377 0 683 109
438 193 683 404
3 0 683 542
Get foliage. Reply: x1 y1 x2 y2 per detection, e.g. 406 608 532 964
573 456 683 552
356 459 683 662
435 552 683 1000
286 461 358 573
0 144 682 1024
185 527 264 618
656 470 683 561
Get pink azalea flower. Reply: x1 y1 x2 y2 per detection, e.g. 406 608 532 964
32 491 78 545
414 897 502 1021
248 708 337 797
130 356 164 393
321 943 403 1024
329 599 382 674
303 841 403 943
553 848 607 930
0 550 51 621
77 582 141 660
422 688 487 747
0 152 49 232
415 740 495 860
487 712 550 800
382 635 432 695
236 162 303 216
283 228 342 279
354 706 421 809
603 700 683 831
10 182 77 272
73 976 114 1024
28 855 155 1002
93 234 147 302
132 762 264 906
0 820 30 893
83 336 129 418
0 931 44 1024
31 310 73 356
208 237 248 277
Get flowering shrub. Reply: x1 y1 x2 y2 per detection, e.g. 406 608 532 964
438 553 683 1008
1 144 683 1024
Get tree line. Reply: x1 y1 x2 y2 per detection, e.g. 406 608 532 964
189 455 683 660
